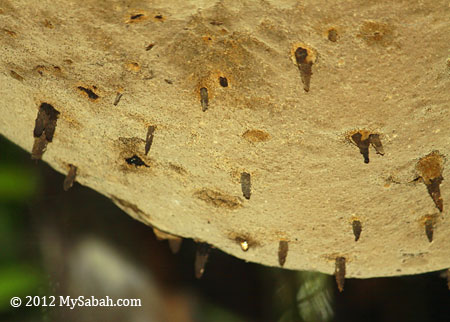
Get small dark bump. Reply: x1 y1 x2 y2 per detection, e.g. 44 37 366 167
294 47 308 65
145 43 155 51
125 155 149 167
164 79 173 84
145 126 156 155
328 28 338 42
352 220 362 241
77 86 99 100
31 103 60 160
219 76 228 87
113 92 122 106
240 172 251 200
154 15 163 19
425 218 433 243
278 241 289 267
63 164 77 191
34 103 60 141
43 19 54 29
131 14 144 20
200 87 208 112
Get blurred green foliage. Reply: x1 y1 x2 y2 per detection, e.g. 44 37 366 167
0 136 45 315
0 165 38 202
277 270 334 322
0 265 43 311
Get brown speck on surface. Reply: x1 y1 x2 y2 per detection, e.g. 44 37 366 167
126 13 148 24
294 47 313 92
126 62 140 72
425 218 434 243
278 240 288 267
63 164 77 191
335 256 346 292
145 43 155 51
194 188 242 209
2 28 16 37
195 242 211 279
357 21 395 47
168 163 187 175
113 92 122 106
43 19 54 29
31 103 60 160
328 28 338 42
77 86 99 100
200 87 208 111
242 129 270 143
240 172 251 200
416 151 444 212
219 76 228 87
145 126 156 155
9 70 23 81
352 220 362 241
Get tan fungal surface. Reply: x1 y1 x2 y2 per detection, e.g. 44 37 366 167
0 0 449 278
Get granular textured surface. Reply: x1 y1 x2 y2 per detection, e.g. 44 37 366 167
0 0 449 278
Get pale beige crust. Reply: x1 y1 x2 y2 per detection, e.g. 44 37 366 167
0 0 449 278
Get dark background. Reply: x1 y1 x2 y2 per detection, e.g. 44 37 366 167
0 135 449 322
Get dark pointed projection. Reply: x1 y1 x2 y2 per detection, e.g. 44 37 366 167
63 164 78 191
335 256 346 292
195 243 211 279
416 151 444 212
294 47 313 92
